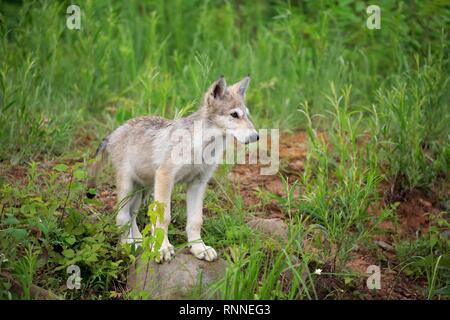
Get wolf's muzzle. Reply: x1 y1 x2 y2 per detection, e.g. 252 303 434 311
245 132 259 144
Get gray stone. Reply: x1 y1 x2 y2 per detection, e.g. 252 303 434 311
247 217 289 242
127 251 227 299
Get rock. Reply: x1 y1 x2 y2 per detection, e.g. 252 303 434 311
127 252 227 299
374 240 394 252
247 217 289 242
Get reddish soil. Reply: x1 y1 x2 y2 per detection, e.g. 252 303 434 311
342 248 427 300
396 190 437 238
228 132 308 218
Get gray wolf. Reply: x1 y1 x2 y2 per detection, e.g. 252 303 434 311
87 76 258 262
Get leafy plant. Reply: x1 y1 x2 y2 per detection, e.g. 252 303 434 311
0 162 131 299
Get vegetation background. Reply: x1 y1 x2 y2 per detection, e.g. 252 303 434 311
0 0 448 299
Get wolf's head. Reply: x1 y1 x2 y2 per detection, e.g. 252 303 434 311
203 76 258 144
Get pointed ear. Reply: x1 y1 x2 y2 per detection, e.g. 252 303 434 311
229 76 250 97
209 76 227 99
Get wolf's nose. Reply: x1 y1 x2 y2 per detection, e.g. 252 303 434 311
249 132 259 143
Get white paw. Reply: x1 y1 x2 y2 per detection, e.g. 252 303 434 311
190 243 218 262
156 242 175 263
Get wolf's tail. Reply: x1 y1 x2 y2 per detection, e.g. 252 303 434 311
86 137 109 199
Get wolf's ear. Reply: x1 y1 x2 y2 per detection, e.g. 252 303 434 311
209 76 227 99
229 76 250 97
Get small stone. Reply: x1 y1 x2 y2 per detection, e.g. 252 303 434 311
127 252 226 299
247 217 289 242
374 240 394 252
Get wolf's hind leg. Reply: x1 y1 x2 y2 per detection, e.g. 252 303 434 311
116 176 136 244
129 189 143 244
187 178 217 261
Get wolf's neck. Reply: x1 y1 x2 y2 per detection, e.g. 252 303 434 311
185 106 208 121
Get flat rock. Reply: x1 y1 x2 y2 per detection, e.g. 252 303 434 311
127 252 226 299
247 217 289 242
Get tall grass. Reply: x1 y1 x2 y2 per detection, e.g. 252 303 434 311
374 43 450 193
1 1 448 162
298 84 392 268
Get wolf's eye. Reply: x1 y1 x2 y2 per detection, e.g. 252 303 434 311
230 112 239 119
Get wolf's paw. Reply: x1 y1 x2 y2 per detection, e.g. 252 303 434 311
190 243 218 262
157 242 175 263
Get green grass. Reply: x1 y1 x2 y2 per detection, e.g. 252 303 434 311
0 0 449 300
375 49 450 192
298 84 390 269
2 0 448 161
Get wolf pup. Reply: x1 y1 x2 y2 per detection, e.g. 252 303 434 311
87 76 258 262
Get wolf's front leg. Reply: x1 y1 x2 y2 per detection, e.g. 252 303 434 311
186 178 217 261
154 167 175 262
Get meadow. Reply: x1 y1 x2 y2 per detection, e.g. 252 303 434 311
0 0 449 299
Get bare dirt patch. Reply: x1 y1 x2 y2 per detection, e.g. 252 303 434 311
228 132 308 218
396 189 439 238
344 248 426 300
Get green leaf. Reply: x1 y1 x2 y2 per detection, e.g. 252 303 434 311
54 164 69 172
65 235 76 245
154 228 164 250
7 228 27 240
5 215 20 225
86 254 98 263
72 225 85 236
73 169 87 180
62 249 75 258
38 222 49 235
